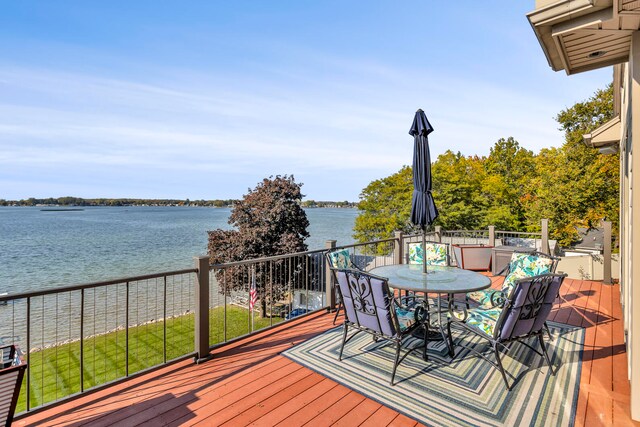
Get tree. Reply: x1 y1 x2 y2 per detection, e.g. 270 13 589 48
354 166 413 242
431 151 486 230
208 175 310 317
483 137 535 230
523 85 618 246
353 86 618 249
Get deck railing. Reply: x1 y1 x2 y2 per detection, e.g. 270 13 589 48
0 269 197 414
6 221 559 417
207 248 328 352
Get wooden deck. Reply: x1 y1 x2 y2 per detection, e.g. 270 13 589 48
15 277 639 426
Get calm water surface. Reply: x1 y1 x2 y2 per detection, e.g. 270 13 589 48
0 207 358 294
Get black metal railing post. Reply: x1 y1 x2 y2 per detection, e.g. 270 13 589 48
163 276 167 363
80 289 85 392
26 297 31 411
125 281 129 377
194 256 212 364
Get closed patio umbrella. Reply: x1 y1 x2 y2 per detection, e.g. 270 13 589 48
409 109 438 274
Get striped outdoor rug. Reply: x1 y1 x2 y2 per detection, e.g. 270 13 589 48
283 321 583 427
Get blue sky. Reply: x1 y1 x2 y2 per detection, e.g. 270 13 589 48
0 2 611 201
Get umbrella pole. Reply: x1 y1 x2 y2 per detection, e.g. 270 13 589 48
422 226 427 274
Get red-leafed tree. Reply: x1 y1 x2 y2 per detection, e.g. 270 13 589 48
208 175 310 317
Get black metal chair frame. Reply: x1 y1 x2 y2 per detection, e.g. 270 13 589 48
335 269 428 385
447 273 565 390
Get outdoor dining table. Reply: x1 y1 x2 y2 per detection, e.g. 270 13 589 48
369 264 492 357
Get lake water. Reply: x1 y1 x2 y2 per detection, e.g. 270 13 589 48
0 206 358 294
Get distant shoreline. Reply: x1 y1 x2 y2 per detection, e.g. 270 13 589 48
3 204 358 209
1 198 358 209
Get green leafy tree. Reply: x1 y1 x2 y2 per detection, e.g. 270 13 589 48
208 175 310 317
482 137 535 230
431 151 486 230
523 85 618 246
354 166 413 242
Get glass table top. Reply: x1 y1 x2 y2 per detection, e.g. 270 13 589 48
369 264 492 294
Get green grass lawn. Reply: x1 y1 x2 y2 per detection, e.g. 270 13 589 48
17 305 282 412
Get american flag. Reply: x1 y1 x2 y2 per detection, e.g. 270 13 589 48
249 271 258 311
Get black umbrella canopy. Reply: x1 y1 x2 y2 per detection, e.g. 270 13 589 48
409 109 438 228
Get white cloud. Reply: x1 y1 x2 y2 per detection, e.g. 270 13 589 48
0 47 609 200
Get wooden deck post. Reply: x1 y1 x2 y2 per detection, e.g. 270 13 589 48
488 225 495 246
325 240 337 311
603 220 612 285
434 226 442 243
194 256 213 364
394 231 404 264
541 219 550 255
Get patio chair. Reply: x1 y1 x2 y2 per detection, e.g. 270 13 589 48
467 250 560 338
335 269 427 385
326 249 363 324
327 249 407 324
447 273 566 390
0 345 26 426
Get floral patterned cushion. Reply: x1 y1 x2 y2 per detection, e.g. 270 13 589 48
468 253 554 309
395 306 417 332
467 289 495 307
464 306 503 337
328 249 351 269
501 253 554 295
408 243 447 266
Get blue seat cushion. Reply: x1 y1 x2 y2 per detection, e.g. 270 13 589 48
328 249 351 269
395 306 417 332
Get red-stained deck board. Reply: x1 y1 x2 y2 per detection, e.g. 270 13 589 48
215 372 325 426
180 362 315 426
331 399 384 427
15 279 638 427
250 378 339 426
387 413 420 427
304 391 368 427
360 405 407 426
272 384 352 427
139 359 309 427
574 280 603 427
585 282 615 426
